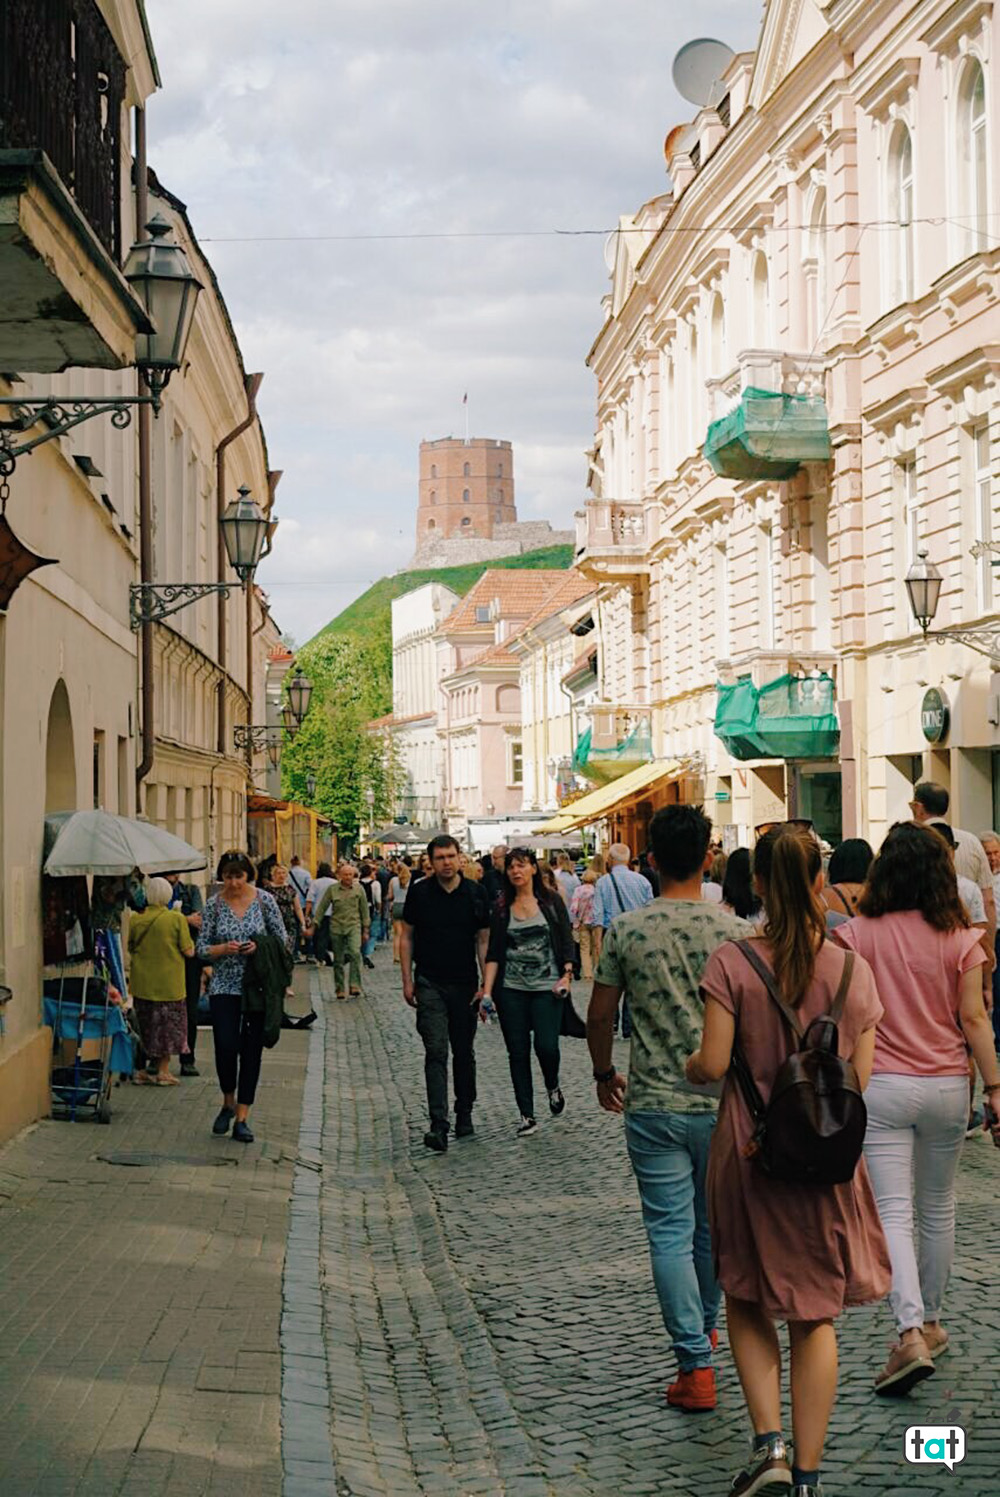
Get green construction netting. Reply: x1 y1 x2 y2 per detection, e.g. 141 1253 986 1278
573 719 654 782
704 387 831 480
714 673 839 762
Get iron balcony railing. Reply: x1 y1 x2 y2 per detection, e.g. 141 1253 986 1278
0 0 126 261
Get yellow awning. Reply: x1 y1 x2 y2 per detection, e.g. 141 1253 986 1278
535 759 685 834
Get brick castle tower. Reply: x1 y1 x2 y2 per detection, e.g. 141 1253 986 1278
416 437 517 548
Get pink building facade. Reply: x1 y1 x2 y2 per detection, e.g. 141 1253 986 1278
577 0 1000 848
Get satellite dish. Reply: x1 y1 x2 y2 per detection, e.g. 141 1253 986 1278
672 38 735 108
663 123 694 167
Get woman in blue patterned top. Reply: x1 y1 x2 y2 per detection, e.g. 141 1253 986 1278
197 850 288 1142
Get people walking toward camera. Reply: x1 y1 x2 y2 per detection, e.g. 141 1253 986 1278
687 824 889 1496
588 806 751 1415
834 821 1000 1393
314 861 370 998
400 836 490 1151
197 851 290 1143
482 848 575 1137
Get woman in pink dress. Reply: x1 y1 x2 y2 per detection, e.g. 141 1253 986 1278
686 825 890 1497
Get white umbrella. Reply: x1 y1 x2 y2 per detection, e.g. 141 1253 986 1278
43 810 207 877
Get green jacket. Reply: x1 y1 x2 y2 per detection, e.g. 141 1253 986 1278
314 881 369 935
243 932 293 1049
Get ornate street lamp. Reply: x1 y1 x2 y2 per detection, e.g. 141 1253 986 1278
0 215 203 467
286 670 313 724
905 548 1000 663
267 738 281 770
306 771 317 800
130 484 269 627
281 705 300 740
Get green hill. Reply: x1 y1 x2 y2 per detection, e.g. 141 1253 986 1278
310 543 574 643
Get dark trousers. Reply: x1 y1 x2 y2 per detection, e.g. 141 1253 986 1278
496 986 562 1119
415 978 479 1131
993 931 1000 1053
209 992 265 1106
183 956 201 1061
315 918 332 967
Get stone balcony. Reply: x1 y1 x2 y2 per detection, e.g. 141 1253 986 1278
704 349 831 481
575 500 655 579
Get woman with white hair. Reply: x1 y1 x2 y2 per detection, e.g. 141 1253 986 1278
128 875 196 1086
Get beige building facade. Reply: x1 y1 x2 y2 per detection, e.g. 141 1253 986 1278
578 0 1000 850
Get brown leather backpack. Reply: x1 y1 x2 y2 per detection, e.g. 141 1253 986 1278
729 939 867 1187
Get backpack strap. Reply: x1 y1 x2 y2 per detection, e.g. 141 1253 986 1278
733 939 806 1042
828 949 855 1026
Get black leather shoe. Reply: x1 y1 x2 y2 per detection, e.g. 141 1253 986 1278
423 1128 448 1153
232 1120 255 1143
363 956 375 969
212 1107 234 1136
455 1115 475 1138
180 1062 199 1077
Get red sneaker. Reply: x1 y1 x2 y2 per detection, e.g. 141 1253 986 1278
710 1329 719 1351
666 1367 717 1412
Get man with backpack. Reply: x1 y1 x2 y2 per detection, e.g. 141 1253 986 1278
588 806 750 1414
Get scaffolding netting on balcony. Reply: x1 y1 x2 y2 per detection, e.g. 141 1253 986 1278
714 674 839 761
572 719 653 783
704 387 831 481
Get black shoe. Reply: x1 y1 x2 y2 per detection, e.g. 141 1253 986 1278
516 1116 537 1137
423 1127 448 1153
232 1120 254 1143
363 956 375 969
455 1115 475 1138
212 1106 234 1136
547 1087 565 1116
180 1062 200 1077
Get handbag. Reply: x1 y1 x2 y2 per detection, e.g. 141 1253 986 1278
559 993 587 1039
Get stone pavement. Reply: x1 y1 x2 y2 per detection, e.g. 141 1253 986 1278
2 950 998 1497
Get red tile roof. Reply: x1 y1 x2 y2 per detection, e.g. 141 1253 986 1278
439 569 570 634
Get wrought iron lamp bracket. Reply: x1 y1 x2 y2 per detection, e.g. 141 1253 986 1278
0 393 162 467
233 724 281 752
129 581 237 630
922 626 1000 667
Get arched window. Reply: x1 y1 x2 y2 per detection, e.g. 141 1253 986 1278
427 519 436 530
888 123 914 304
495 510 502 522
461 516 472 527
463 461 470 477
45 679 76 812
751 253 770 344
960 61 988 254
709 292 726 372
462 488 470 503
496 463 503 477
431 464 437 478
688 326 699 453
806 190 826 345
429 490 436 505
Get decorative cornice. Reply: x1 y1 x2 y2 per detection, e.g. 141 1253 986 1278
921 0 993 59
855 57 920 121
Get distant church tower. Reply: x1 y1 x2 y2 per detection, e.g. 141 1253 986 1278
417 437 517 549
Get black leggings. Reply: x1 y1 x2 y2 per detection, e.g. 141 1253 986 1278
209 992 265 1106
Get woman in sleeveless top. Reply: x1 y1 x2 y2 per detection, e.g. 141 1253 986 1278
821 837 873 919
687 825 889 1497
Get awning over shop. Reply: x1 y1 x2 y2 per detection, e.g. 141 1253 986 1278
714 674 839 761
534 758 685 834
703 387 831 481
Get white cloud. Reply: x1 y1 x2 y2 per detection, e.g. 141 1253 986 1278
145 0 760 639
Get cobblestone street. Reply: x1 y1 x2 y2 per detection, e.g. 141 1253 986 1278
1 951 997 1496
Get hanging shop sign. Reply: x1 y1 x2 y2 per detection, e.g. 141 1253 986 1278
920 687 950 744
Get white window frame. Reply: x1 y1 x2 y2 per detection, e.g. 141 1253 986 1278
758 521 777 650
899 456 920 565
888 122 915 305
962 60 989 254
508 738 524 788
973 421 993 613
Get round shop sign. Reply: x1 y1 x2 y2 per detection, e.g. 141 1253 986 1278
920 687 950 744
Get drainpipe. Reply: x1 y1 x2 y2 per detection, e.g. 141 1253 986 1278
216 373 263 756
243 469 282 773
134 106 155 799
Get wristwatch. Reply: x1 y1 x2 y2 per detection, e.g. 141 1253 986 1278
593 1065 617 1085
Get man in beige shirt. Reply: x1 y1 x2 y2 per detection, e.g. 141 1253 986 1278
910 782 996 943
315 863 370 998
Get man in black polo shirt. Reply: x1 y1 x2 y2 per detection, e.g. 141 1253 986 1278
401 835 490 1152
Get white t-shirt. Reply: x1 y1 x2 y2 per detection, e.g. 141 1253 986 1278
958 874 986 925
701 882 723 904
307 876 335 915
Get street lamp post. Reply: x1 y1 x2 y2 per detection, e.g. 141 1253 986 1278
905 549 1000 664
306 771 317 801
129 485 269 627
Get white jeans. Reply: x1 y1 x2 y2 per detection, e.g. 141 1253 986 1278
863 1073 969 1333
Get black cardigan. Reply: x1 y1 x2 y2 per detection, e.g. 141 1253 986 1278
485 895 575 991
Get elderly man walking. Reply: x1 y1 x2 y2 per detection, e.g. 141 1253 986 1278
400 835 490 1153
314 862 370 999
592 842 653 1037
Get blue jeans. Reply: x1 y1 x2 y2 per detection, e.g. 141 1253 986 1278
625 1111 720 1372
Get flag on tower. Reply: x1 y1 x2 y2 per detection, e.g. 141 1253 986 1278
462 393 467 404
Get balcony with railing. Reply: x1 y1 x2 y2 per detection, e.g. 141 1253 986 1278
575 500 655 579
703 350 831 481
0 0 150 371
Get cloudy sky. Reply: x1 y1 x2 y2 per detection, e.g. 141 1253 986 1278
146 1 760 643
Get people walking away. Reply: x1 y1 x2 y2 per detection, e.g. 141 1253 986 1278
375 858 393 941
555 850 580 906
314 862 371 998
592 843 653 1036
910 781 996 941
164 871 204 1076
483 848 575 1137
289 854 312 903
388 859 412 963
400 835 490 1152
570 869 599 981
821 838 873 919
588 805 751 1413
305 860 335 966
482 844 507 906
197 851 290 1143
835 821 1000 1392
980 830 1000 1053
129 877 196 1086
359 862 381 968
701 851 726 904
687 823 890 1495
930 823 992 1135
720 847 764 925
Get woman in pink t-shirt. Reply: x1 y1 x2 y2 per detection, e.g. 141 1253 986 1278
836 822 1000 1396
